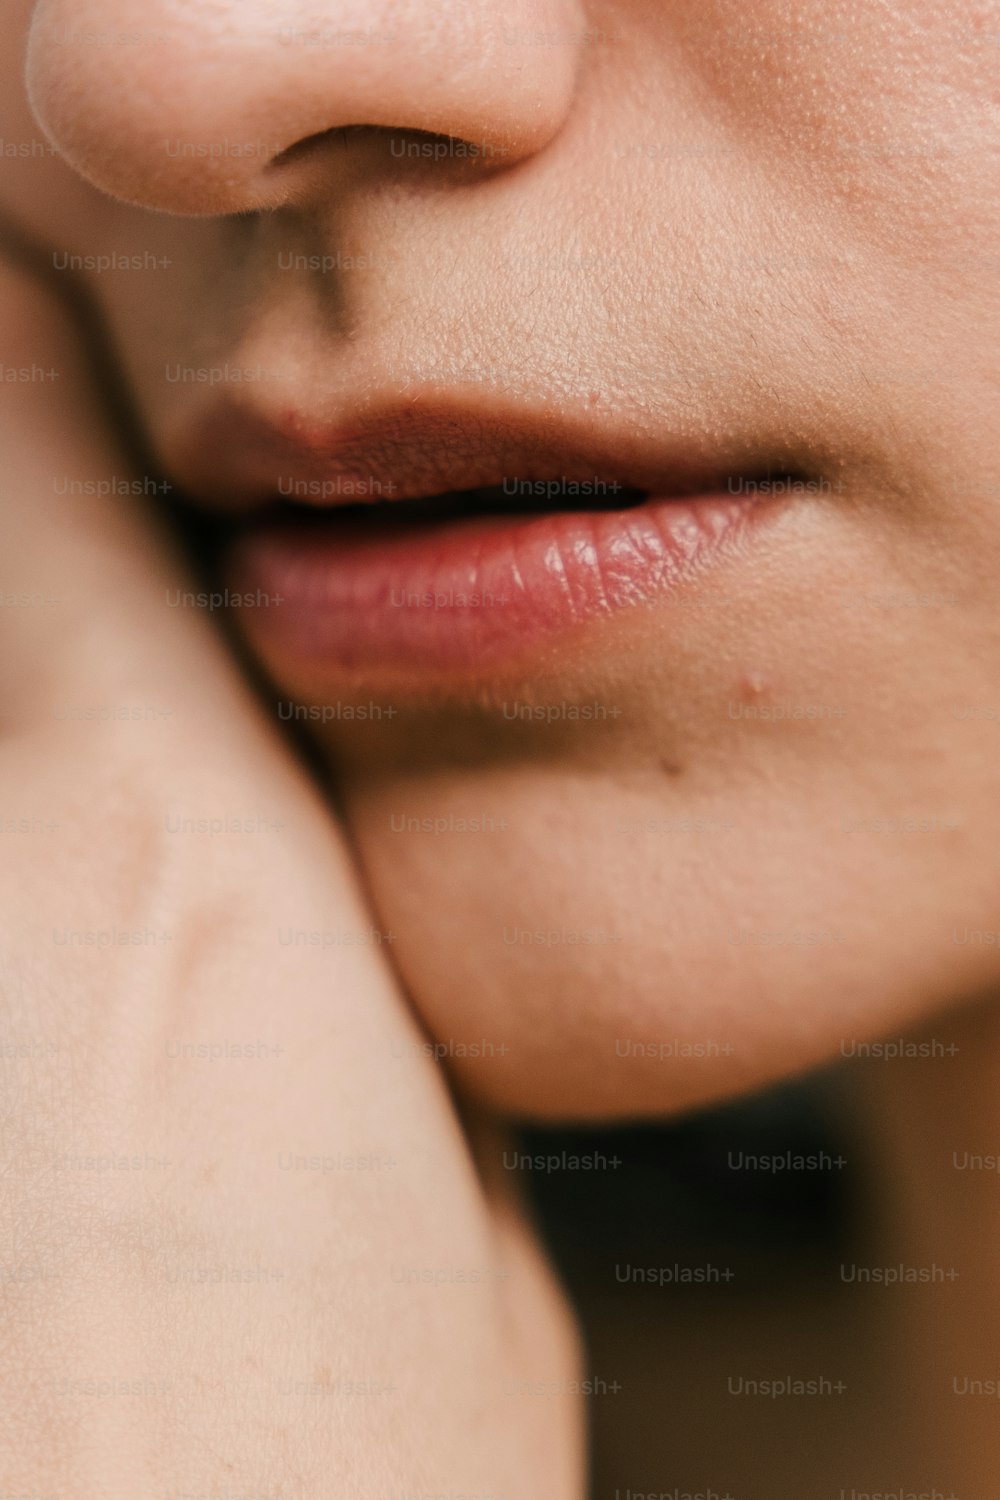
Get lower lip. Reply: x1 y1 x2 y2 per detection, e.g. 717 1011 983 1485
230 494 764 675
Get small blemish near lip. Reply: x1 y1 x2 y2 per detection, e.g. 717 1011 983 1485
740 672 768 700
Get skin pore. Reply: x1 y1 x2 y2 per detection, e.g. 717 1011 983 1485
1 0 1000 1492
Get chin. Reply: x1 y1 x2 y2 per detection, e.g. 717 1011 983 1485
332 758 996 1123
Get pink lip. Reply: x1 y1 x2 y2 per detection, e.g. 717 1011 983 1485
171 391 806 682
230 491 765 677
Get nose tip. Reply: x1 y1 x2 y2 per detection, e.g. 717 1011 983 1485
26 0 585 216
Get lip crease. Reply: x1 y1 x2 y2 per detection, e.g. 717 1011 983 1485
172 392 807 680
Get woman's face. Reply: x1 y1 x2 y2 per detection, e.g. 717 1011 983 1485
5 0 1000 1118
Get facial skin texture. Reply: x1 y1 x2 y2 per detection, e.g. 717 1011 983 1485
4 0 1000 1120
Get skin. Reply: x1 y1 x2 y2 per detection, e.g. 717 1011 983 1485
2 0 1000 1490
3 0 1000 1123
0 272 580 1490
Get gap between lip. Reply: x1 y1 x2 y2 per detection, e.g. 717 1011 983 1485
237 471 807 528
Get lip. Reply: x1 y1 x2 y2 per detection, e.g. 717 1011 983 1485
173 391 776 511
229 489 782 679
176 394 807 680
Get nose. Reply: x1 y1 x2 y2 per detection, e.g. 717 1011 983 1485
26 0 585 216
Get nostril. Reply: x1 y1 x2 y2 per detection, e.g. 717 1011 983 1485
270 125 378 171
268 125 512 178
380 128 513 169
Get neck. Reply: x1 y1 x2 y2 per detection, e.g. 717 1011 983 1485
845 993 1000 1491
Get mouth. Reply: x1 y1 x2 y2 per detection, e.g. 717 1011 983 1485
176 395 820 681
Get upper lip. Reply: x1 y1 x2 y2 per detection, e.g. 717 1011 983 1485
171 389 812 514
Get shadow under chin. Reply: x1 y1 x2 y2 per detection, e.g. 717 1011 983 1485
521 1068 855 1278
